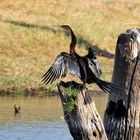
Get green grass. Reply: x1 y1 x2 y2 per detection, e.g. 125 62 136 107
63 87 80 112
0 0 140 95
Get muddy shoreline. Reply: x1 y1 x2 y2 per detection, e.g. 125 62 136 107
0 87 106 97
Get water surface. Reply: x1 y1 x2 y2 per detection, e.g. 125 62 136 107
0 95 107 140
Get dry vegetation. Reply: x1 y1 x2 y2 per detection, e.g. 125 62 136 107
0 0 140 95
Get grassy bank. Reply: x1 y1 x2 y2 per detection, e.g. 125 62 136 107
0 0 140 95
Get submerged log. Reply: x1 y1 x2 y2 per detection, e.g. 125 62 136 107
104 28 140 140
58 81 107 140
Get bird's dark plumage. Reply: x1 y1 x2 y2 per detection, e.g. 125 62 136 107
42 52 80 85
42 25 121 93
85 47 102 77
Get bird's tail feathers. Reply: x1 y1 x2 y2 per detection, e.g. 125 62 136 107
96 79 121 93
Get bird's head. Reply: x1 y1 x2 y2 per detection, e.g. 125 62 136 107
14 104 21 110
60 25 72 32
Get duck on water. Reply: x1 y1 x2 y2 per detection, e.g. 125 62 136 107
42 25 121 93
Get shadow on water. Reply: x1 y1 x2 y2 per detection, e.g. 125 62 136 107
2 19 114 59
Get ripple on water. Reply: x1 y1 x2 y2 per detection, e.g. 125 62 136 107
0 95 107 140
0 120 73 140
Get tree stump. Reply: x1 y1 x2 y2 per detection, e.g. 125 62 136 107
58 81 108 140
104 28 140 140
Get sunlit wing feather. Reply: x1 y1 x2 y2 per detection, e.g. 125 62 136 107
42 52 80 84
87 58 102 78
92 59 102 76
67 58 81 77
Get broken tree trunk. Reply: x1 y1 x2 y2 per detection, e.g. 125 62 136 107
58 81 108 140
104 28 140 140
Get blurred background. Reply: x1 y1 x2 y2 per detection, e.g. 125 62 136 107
0 1 139 140
0 0 140 95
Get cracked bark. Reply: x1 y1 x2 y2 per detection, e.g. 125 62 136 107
58 81 107 140
57 28 140 140
104 28 140 140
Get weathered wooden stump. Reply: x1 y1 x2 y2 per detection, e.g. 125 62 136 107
57 28 140 140
104 28 140 140
58 81 108 140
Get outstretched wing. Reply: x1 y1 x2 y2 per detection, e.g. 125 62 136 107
42 52 80 84
85 47 102 78
87 58 102 78
92 58 102 76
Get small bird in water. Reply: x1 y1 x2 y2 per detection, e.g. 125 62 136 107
14 104 21 114
42 25 121 93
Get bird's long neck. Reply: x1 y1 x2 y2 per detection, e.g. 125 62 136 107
69 28 76 56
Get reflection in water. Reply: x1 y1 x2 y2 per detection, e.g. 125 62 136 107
0 95 107 140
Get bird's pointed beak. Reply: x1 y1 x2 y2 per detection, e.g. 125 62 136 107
53 25 62 28
53 25 64 32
